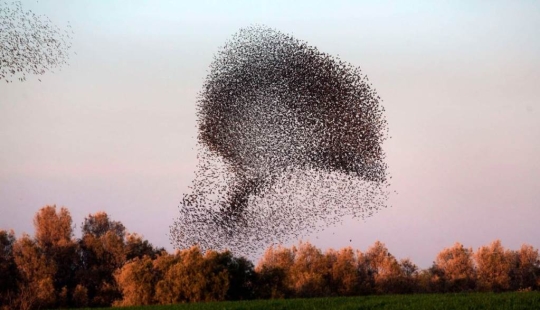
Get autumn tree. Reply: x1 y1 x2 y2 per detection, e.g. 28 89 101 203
362 241 403 294
507 244 540 291
434 242 476 292
475 240 512 292
12 234 56 309
202 250 235 301
33 205 78 306
34 205 73 250
416 267 439 293
0 230 18 308
153 250 180 276
77 212 126 306
113 231 164 306
396 258 420 293
255 245 296 298
82 211 126 238
289 242 329 297
326 247 360 296
204 250 256 300
116 248 254 306
72 284 89 308
154 246 229 304
114 255 156 306
355 250 375 294
149 251 180 304
125 233 163 261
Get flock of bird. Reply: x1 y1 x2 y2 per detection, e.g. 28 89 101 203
0 1 72 83
170 25 391 255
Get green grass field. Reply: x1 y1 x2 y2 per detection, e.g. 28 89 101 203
80 292 540 310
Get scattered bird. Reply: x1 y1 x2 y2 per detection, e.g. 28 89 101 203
0 1 73 83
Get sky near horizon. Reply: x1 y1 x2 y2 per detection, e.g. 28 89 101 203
1 0 539 267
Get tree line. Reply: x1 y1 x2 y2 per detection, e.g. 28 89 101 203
0 206 539 309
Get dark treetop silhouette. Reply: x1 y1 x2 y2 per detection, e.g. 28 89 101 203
171 25 390 255
0 1 73 83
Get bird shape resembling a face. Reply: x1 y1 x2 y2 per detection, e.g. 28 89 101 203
198 27 388 214
171 25 390 255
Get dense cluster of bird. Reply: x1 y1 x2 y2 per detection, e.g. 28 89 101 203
0 1 73 83
171 25 390 255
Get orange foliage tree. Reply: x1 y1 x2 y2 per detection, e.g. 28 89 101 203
114 255 156 306
13 234 57 309
326 247 360 296
474 240 512 292
434 242 476 292
153 246 229 304
289 242 329 297
255 245 296 298
33 205 78 307
362 241 403 294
